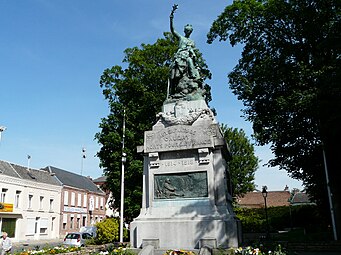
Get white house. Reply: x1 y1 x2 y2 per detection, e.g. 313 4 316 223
0 160 62 242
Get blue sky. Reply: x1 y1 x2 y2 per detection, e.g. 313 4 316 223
0 0 302 191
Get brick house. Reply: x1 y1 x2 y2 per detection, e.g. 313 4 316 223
93 175 118 218
42 166 106 237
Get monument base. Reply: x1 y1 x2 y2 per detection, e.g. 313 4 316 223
130 199 240 249
131 216 239 249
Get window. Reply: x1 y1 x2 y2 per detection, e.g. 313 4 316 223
1 188 8 203
77 193 82 207
77 217 80 229
28 194 33 209
26 218 35 235
82 216 86 227
100 197 104 210
15 191 21 208
63 214 67 230
64 191 69 206
39 196 44 210
82 233 92 239
49 198 54 211
70 216 74 229
71 192 75 206
83 194 87 208
95 196 99 209
89 196 94 211
40 218 48 234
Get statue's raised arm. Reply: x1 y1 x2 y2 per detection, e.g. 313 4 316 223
170 4 180 39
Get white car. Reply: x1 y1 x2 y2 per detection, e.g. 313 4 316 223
63 232 93 247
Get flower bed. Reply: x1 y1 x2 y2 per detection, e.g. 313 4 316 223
164 250 196 255
224 244 287 255
13 243 288 255
14 246 81 255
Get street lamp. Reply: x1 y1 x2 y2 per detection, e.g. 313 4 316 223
0 126 6 143
262 186 270 239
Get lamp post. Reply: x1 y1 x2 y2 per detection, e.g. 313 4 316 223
262 186 270 239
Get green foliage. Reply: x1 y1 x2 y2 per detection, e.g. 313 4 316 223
235 205 327 234
95 218 128 244
96 33 212 221
234 207 266 233
221 124 258 197
109 247 135 255
207 0 341 229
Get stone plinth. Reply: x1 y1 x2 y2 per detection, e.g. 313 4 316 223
130 99 240 249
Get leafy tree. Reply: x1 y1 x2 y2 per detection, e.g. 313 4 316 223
207 0 341 238
221 124 258 197
95 33 212 221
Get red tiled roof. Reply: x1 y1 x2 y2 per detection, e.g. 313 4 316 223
291 192 315 205
237 191 291 208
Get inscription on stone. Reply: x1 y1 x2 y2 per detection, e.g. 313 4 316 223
154 171 208 199
145 125 217 153
160 159 195 167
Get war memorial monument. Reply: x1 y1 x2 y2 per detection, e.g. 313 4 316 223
130 5 240 249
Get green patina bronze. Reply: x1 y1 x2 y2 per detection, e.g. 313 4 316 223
168 4 205 101
154 171 208 199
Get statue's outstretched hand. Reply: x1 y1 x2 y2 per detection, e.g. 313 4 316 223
170 4 178 18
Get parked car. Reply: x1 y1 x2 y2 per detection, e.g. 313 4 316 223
80 226 97 238
63 232 93 247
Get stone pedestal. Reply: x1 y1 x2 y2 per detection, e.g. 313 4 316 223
130 99 240 249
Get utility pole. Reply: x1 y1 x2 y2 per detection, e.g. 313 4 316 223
120 109 126 243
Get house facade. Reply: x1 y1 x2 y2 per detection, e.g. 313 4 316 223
0 160 62 242
43 166 106 237
93 176 118 218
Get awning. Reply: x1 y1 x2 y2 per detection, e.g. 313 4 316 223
0 212 22 218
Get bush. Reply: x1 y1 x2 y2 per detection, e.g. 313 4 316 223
95 217 128 244
234 207 265 232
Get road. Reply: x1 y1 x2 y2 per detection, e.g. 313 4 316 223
12 238 63 253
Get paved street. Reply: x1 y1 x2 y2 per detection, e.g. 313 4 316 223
12 238 63 253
